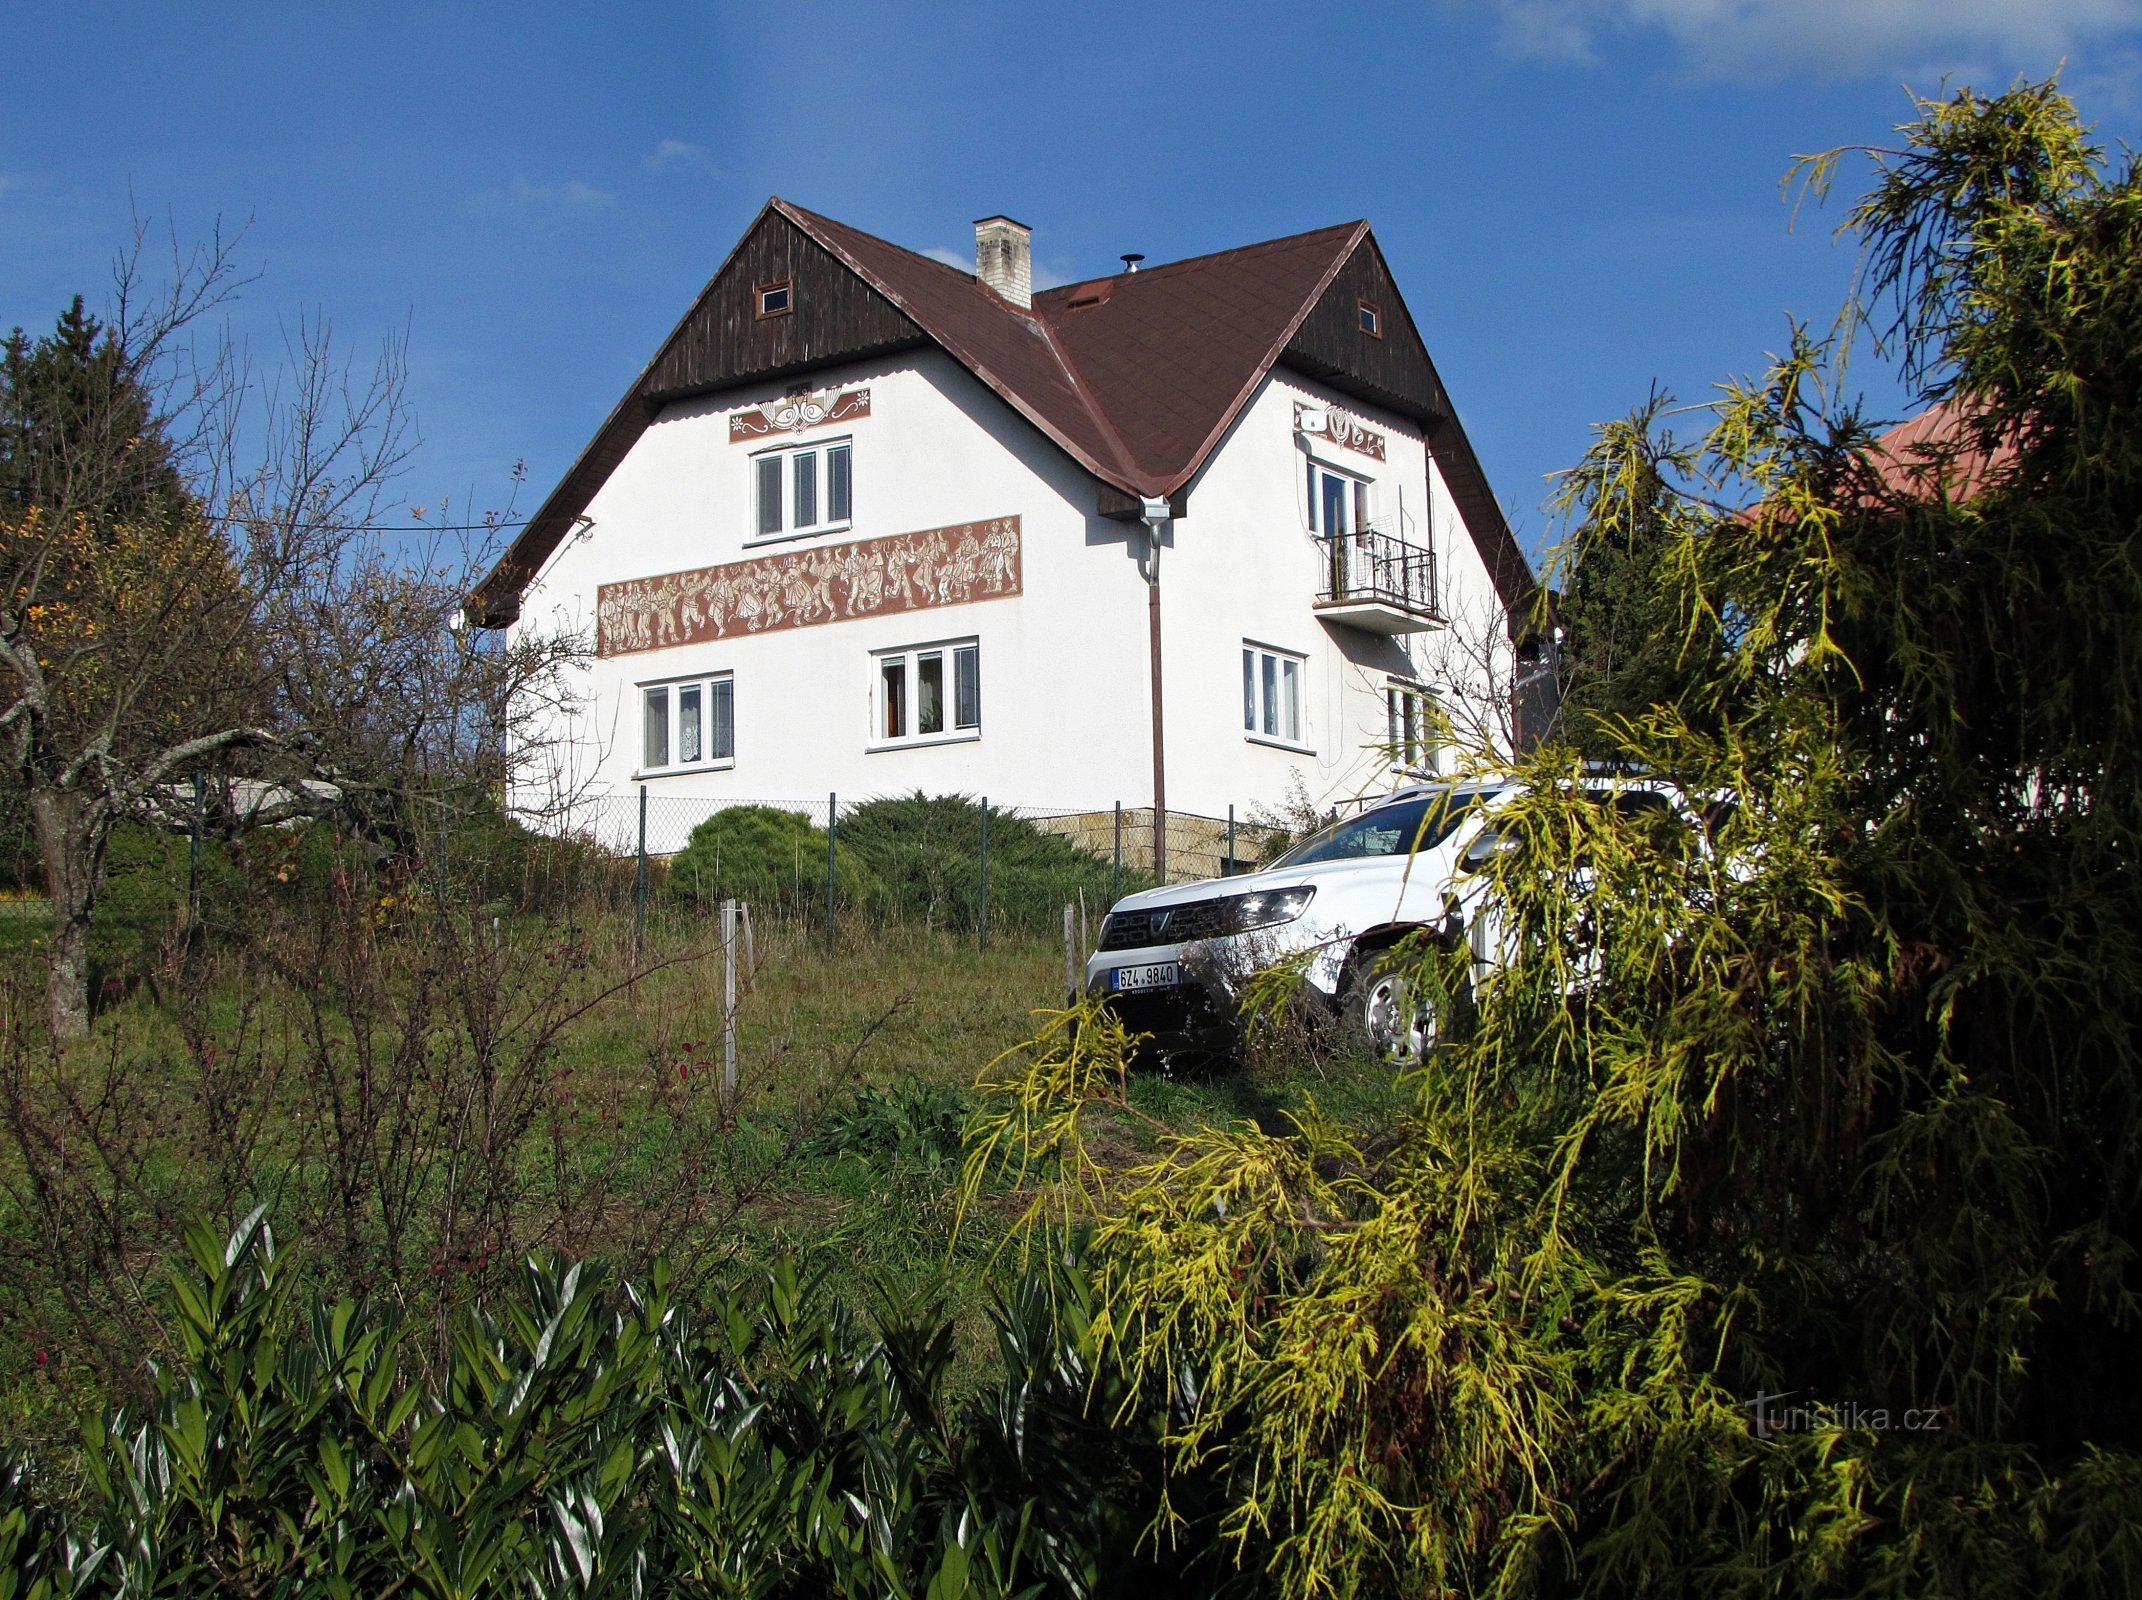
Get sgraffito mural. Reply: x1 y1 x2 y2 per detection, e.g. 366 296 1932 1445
596 517 1021 658
1293 402 1387 462
727 386 871 442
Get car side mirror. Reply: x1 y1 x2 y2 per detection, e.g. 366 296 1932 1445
1460 827 1520 871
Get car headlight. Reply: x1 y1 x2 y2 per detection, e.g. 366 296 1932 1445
1230 886 1315 931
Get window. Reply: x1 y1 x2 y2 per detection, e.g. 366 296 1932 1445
1306 458 1371 537
641 674 735 773
1386 682 1439 773
1269 787 1492 869
752 438 853 540
755 280 793 318
1243 644 1305 747
874 639 980 746
1357 299 1382 337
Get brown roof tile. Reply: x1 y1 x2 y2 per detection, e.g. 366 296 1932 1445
471 201 1527 624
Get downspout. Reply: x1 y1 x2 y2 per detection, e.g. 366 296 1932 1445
1141 496 1170 880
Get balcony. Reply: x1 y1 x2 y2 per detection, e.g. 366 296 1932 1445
1313 522 1441 633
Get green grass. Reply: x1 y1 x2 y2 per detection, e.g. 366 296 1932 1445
0 885 1406 1450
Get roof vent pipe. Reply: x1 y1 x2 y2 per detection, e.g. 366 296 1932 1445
973 215 1033 308
1121 253 1145 273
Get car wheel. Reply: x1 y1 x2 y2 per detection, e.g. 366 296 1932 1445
1342 956 1436 1068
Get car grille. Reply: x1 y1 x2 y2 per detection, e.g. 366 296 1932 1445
1098 895 1241 950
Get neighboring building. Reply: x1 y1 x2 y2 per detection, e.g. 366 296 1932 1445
469 199 1536 847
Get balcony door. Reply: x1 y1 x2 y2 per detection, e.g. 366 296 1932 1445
1307 459 1370 538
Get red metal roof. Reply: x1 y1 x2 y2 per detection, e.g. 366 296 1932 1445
1866 399 2012 502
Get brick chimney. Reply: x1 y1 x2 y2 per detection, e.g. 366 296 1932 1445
973 215 1032 308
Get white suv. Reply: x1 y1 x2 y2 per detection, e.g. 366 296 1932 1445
1087 781 1518 1067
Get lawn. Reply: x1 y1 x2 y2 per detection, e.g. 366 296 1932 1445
0 869 1400 1462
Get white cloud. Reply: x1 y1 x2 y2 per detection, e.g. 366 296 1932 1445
648 138 719 176
923 245 974 273
1484 0 2142 81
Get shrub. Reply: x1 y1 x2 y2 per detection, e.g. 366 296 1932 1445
0 1212 1244 1598
662 803 875 919
838 793 1127 934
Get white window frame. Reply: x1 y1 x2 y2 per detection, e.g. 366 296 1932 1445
1242 641 1308 750
871 636 981 750
1305 454 1372 539
638 672 736 776
1386 678 1440 775
749 435 853 545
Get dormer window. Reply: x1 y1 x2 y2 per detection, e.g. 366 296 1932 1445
1357 299 1382 338
755 280 793 319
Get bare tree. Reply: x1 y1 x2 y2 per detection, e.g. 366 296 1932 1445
1410 580 1530 761
0 223 582 1040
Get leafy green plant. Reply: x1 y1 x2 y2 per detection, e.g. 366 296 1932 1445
0 1209 1226 1598
813 1075 975 1176
962 81 2142 1599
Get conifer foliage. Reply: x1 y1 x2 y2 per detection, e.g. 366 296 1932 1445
965 81 2142 1597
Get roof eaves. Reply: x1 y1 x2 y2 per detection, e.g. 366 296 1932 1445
1340 230 1533 623
470 198 796 625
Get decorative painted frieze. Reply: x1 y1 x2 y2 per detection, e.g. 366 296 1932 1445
727 386 872 442
597 516 1021 658
1293 402 1386 462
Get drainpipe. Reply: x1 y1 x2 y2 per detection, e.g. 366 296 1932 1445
1141 495 1170 880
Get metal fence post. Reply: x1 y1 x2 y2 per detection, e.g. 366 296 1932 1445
1112 801 1122 905
633 784 647 966
1227 805 1236 877
824 792 838 953
1064 902 1076 1004
978 796 990 953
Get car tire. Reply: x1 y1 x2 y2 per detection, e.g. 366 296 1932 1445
1341 951 1437 1068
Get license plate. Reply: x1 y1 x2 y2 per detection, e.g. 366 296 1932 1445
1111 962 1179 993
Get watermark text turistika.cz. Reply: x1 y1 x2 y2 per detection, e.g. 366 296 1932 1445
1742 1391 1945 1438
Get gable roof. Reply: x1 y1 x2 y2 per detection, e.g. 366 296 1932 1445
470 199 1530 626
1867 399 2014 503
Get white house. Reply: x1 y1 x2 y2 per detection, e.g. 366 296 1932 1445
469 201 1538 862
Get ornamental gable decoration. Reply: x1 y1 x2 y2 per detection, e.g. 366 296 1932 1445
1293 402 1386 462
597 517 1021 657
728 385 871 442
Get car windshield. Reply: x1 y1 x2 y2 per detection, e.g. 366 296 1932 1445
1268 787 1498 869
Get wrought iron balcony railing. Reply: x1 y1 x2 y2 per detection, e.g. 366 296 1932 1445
1314 523 1441 633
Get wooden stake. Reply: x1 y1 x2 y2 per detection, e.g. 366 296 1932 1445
721 898 738 1106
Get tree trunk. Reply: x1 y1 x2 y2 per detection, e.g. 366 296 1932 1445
28 788 110 1043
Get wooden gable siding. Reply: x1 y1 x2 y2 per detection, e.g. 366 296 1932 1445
643 210 927 401
1283 238 1533 624
1281 238 1450 426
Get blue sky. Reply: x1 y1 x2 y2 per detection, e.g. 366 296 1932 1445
4 1 2137 562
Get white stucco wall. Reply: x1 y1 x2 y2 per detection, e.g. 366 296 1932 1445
507 349 1516 846
1156 371 1512 820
